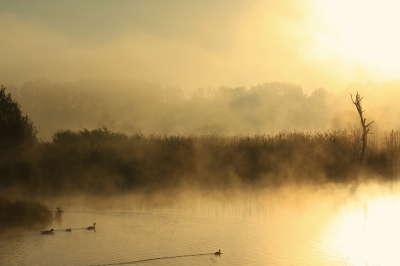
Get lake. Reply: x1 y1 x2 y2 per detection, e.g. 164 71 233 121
1 183 400 266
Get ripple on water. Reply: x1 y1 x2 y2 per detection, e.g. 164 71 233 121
2 190 400 266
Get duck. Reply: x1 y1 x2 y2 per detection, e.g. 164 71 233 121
87 223 96 230
41 229 54 235
214 249 222 255
66 228 72 232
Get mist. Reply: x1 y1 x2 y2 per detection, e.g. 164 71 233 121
3 0 400 94
4 3 400 265
3 78 400 142
2 0 400 201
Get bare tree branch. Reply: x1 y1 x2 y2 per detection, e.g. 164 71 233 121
350 91 374 162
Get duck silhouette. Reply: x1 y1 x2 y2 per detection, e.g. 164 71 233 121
66 228 72 232
214 249 222 256
41 229 54 235
87 223 96 230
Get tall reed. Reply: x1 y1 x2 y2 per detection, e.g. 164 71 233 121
0 197 53 230
0 128 399 197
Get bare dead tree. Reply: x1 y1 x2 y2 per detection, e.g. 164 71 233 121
350 91 374 162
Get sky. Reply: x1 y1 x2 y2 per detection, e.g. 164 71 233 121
1 0 400 93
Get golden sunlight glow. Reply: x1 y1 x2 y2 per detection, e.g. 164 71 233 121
325 196 400 265
313 0 400 78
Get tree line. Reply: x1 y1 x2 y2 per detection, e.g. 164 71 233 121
6 79 341 140
1 81 400 199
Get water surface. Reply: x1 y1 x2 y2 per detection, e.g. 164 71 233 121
1 184 400 265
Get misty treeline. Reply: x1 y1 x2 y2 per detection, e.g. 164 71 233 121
2 79 400 197
6 78 343 140
8 78 400 140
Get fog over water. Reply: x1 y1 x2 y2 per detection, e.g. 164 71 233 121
2 2 400 264
2 182 400 266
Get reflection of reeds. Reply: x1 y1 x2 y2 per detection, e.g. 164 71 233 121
54 207 64 220
1 128 400 196
0 197 53 230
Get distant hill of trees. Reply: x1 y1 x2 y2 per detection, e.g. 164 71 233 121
7 78 400 141
6 78 347 140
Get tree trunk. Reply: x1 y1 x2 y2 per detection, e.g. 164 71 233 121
351 92 374 162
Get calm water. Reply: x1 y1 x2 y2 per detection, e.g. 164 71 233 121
1 184 400 266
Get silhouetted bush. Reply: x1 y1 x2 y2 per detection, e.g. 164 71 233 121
0 197 53 231
0 85 37 152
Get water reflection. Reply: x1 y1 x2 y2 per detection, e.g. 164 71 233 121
90 252 217 266
1 183 400 265
53 207 64 227
325 193 400 266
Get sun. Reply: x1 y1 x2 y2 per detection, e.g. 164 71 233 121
311 0 400 78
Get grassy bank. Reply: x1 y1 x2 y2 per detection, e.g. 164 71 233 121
0 197 53 231
0 128 399 197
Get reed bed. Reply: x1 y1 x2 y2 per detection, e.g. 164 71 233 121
1 128 400 197
0 196 53 231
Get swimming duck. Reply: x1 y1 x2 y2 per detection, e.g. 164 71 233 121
41 229 54 235
87 223 96 230
66 228 72 232
214 249 222 255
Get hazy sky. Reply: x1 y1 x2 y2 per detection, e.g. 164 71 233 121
2 0 400 93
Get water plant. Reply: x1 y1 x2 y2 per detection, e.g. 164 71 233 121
0 128 399 198
0 196 53 231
